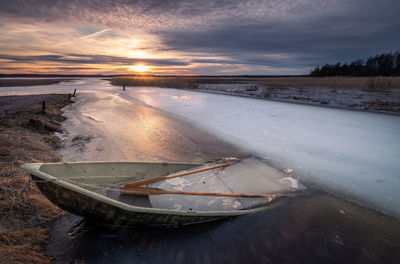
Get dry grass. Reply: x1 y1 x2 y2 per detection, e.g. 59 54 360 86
0 95 70 263
0 227 51 264
111 76 400 90
256 76 400 90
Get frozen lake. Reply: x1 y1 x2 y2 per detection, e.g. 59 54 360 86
1 78 400 218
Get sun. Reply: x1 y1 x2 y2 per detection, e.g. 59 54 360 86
128 64 151 73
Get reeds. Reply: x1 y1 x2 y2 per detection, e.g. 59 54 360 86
256 77 400 90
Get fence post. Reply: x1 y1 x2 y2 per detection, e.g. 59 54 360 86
73 89 77 97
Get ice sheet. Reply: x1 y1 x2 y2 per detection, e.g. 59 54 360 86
124 87 400 218
148 158 305 211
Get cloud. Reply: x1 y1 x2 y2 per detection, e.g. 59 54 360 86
0 67 20 71
56 67 98 70
54 29 112 47
0 0 399 74
0 0 343 32
0 54 189 66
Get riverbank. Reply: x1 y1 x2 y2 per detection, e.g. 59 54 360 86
0 94 70 263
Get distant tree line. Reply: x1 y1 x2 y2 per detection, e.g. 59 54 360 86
310 51 400 77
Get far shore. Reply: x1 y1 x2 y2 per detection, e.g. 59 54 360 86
0 78 73 87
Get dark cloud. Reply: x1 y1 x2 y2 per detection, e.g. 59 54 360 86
0 67 20 70
0 54 189 66
57 67 98 70
0 0 246 19
160 1 400 68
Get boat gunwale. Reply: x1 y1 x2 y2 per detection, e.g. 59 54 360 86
22 161 275 217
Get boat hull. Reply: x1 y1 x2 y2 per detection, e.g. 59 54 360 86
31 175 225 226
23 161 277 226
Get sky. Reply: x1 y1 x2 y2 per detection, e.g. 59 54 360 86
0 0 399 75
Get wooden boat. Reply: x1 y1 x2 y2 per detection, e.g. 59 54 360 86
21 160 290 226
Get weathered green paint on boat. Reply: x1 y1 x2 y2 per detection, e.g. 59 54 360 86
22 162 277 226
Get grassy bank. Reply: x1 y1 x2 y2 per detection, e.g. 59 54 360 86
0 94 70 263
0 79 71 87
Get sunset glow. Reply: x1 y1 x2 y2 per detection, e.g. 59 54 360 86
128 64 151 73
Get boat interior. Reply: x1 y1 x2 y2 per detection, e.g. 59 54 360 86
37 158 305 212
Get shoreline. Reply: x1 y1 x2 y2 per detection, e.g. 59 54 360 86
0 94 71 263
